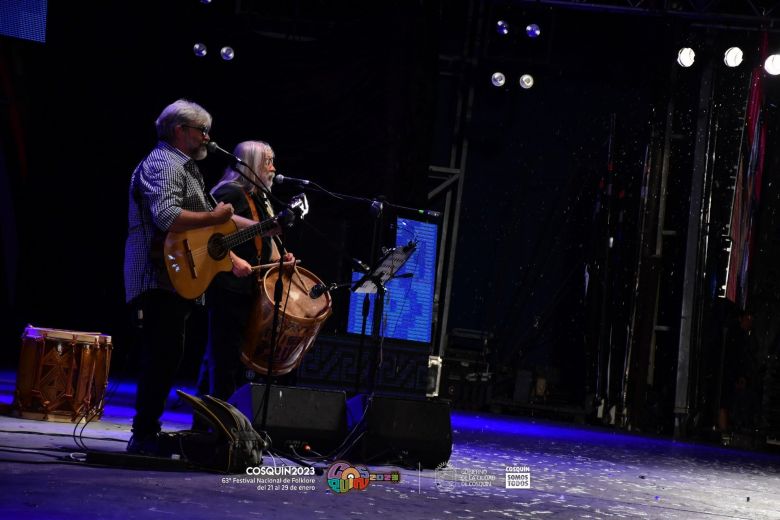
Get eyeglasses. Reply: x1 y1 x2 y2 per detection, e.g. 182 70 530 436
181 124 210 136
264 156 275 166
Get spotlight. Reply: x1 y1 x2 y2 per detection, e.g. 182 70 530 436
220 46 235 61
519 74 534 89
496 20 509 36
723 47 743 67
491 72 506 87
677 47 695 67
765 54 780 75
193 43 207 57
526 24 541 38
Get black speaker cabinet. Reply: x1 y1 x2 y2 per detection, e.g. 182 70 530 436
228 384 347 453
348 394 452 468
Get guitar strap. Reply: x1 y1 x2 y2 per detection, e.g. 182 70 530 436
242 190 265 262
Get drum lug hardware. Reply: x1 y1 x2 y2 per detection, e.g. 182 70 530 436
57 343 63 354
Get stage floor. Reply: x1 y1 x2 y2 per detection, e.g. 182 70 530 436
1 373 780 520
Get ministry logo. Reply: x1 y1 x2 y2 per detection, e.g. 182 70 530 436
434 462 458 492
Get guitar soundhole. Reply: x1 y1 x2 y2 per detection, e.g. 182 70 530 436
207 234 229 260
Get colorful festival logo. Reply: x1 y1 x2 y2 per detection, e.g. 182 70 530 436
325 460 401 493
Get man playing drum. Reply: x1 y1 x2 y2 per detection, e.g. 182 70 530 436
202 141 295 403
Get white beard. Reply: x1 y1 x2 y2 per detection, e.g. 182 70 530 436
192 145 208 161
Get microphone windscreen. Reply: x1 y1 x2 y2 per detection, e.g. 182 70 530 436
205 141 218 153
273 174 285 185
309 283 325 299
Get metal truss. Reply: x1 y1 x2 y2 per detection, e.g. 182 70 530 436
512 0 780 25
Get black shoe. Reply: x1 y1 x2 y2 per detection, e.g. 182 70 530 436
127 432 177 457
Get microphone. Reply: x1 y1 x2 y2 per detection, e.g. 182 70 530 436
309 283 328 299
418 209 442 218
274 174 311 186
206 141 248 166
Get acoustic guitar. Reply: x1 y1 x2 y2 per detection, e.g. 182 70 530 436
163 194 309 299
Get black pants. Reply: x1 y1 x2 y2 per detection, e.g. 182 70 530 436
205 284 255 401
131 289 195 436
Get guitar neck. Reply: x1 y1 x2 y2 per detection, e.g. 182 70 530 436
223 218 279 250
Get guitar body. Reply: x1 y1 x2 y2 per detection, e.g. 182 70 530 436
161 193 309 300
163 220 237 299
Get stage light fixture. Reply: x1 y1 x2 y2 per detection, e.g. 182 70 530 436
677 47 695 67
193 43 207 57
526 24 541 38
723 47 743 67
765 54 780 75
220 46 235 61
496 20 509 36
519 74 534 89
491 72 506 87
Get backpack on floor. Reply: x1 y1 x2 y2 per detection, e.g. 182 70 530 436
174 390 266 473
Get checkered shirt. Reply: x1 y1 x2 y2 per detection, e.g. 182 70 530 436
123 141 213 302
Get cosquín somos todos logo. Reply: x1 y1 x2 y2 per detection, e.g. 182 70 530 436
326 460 401 493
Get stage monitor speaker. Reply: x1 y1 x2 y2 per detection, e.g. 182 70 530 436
348 394 452 469
228 384 347 454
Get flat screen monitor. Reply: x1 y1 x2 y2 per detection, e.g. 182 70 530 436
0 0 47 43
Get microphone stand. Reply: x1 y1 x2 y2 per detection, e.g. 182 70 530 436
256 254 319 472
259 254 285 437
356 293 371 395
350 242 417 397
357 199 384 395
363 279 385 396
275 177 440 219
